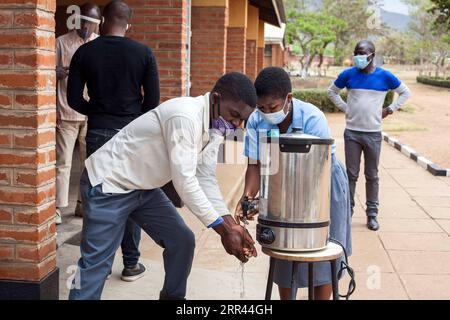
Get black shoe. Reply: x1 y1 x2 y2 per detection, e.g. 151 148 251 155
367 216 380 231
74 201 84 217
121 263 146 282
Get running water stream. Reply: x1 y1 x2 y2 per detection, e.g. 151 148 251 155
239 261 246 299
239 220 247 299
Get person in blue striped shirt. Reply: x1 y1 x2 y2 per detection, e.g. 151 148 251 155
328 40 411 231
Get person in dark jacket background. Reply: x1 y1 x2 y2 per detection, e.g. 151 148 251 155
67 0 160 282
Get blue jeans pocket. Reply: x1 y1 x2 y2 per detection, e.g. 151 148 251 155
88 184 104 198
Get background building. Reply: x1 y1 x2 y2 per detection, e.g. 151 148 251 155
263 22 286 69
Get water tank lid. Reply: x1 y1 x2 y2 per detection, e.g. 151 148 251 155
280 129 335 146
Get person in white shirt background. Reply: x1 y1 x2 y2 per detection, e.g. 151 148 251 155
68 72 258 300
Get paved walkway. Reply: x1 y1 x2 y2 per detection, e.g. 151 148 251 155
57 114 450 300
329 114 450 300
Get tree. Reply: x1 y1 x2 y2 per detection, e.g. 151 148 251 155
377 32 421 64
401 0 434 66
430 27 450 77
322 0 388 65
403 0 450 76
284 0 320 12
429 0 450 29
285 11 346 77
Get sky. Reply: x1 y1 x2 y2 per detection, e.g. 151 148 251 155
381 0 410 15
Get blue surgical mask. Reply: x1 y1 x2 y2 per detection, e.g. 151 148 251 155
259 96 290 125
354 53 373 69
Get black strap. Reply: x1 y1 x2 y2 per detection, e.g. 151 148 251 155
258 218 329 229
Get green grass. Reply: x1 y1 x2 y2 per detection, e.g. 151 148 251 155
382 122 427 132
398 103 416 114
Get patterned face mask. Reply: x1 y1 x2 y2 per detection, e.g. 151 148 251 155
210 95 236 136
211 116 236 136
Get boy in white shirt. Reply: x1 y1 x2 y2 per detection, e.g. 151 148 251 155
69 73 258 300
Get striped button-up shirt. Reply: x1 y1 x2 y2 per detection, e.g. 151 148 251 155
56 30 98 121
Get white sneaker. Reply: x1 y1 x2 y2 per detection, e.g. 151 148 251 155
55 208 62 225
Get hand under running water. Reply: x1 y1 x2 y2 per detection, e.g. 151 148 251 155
213 215 257 262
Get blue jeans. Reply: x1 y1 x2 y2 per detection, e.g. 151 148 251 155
69 170 195 300
85 128 141 268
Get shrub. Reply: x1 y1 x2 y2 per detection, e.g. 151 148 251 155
417 76 450 89
293 89 394 113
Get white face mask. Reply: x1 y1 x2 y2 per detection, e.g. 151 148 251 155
259 95 290 125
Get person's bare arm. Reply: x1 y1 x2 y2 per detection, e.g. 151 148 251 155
243 162 261 198
55 39 68 80
235 161 261 223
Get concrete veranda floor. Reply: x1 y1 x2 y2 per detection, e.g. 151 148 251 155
56 114 450 300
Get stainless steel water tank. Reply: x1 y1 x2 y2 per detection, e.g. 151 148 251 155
256 128 334 251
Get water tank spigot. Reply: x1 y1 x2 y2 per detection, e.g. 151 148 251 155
241 196 259 221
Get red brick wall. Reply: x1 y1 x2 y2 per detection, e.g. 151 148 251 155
274 45 285 68
264 44 285 69
226 27 246 73
245 39 257 81
0 0 57 282
127 0 188 101
257 47 264 75
190 5 227 97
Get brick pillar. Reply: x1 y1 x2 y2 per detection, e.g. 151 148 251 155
190 0 228 97
0 0 58 299
245 40 256 81
274 45 283 67
257 20 265 75
263 46 270 68
245 5 258 81
226 0 247 73
270 44 276 67
127 0 188 101
257 47 264 73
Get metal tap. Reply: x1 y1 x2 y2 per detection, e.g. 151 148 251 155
241 196 259 225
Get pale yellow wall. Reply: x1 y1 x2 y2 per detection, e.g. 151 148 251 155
258 20 265 48
246 5 259 40
192 0 228 7
228 0 248 28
